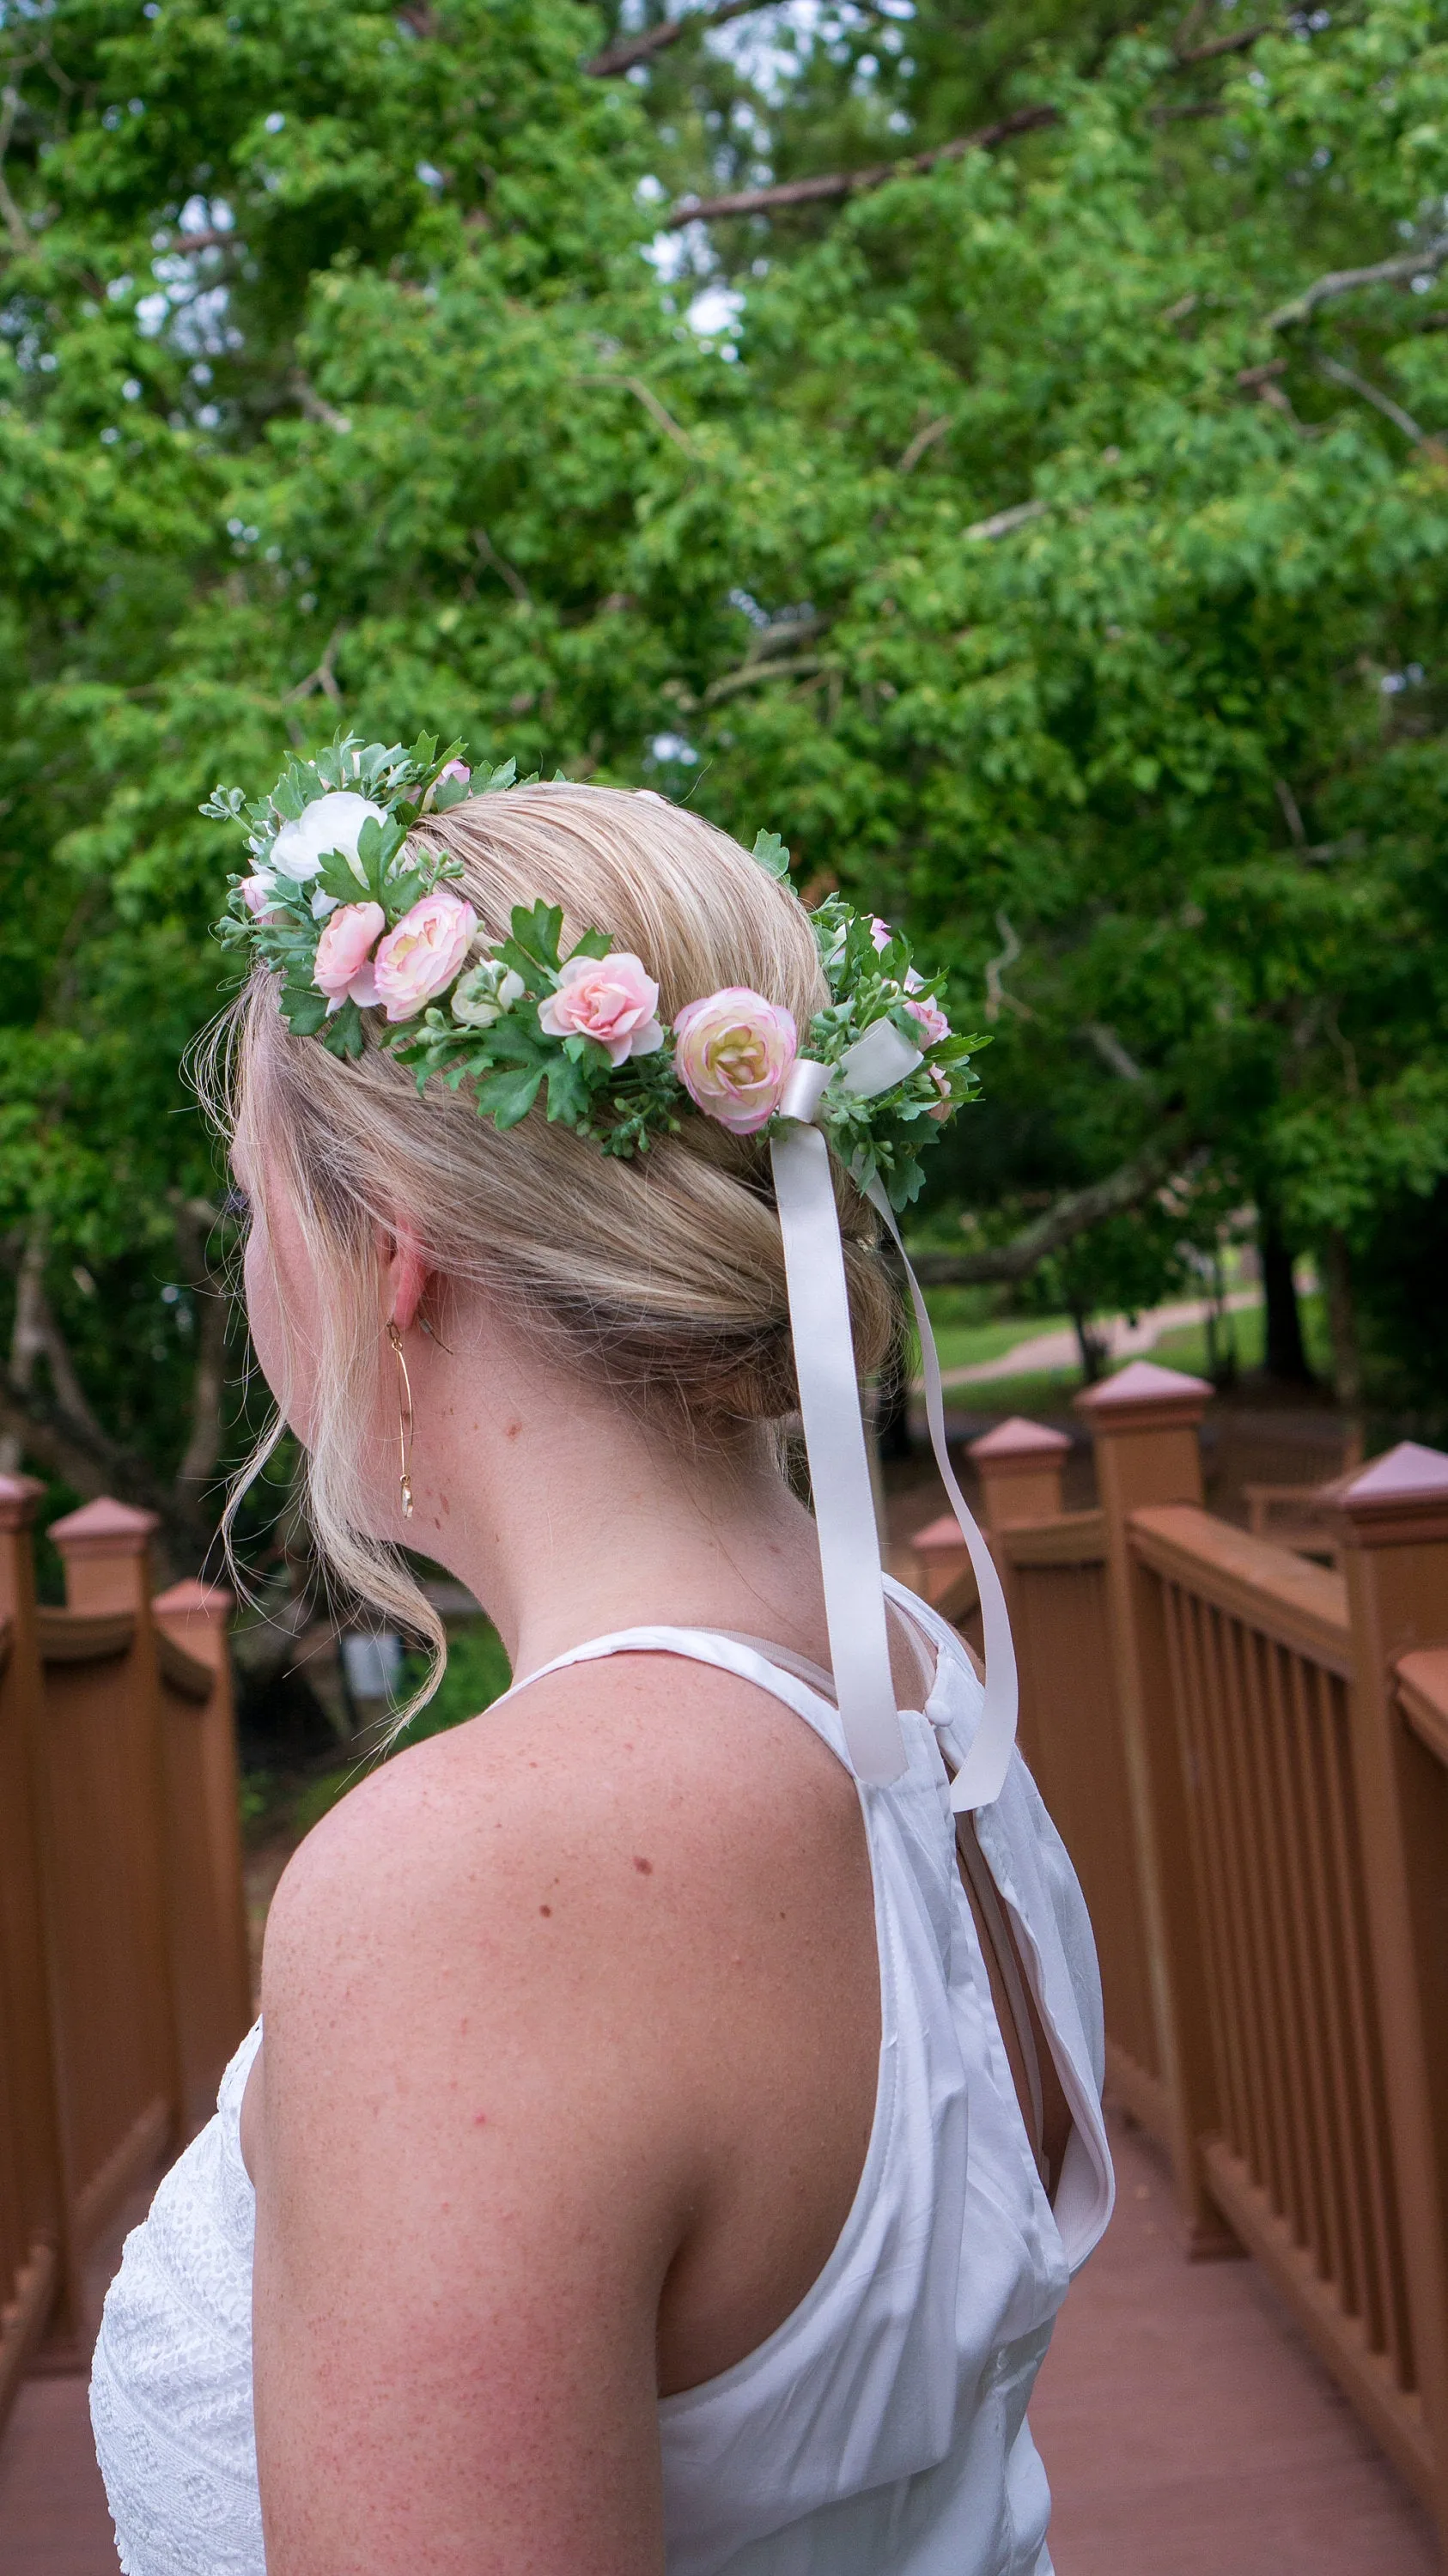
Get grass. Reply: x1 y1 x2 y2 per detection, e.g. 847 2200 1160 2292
918 1291 1074 1376
917 1292 1343 1422
1151 1291 1331 1384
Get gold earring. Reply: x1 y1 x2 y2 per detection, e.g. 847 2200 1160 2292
386 1321 415 1520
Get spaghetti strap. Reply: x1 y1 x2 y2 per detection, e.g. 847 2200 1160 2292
491 1591 951 1783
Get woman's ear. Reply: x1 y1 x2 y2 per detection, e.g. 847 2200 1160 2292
379 1217 430 1334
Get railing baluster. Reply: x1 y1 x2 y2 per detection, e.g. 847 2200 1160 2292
1260 1638 1337 2289
1160 1580 1250 2167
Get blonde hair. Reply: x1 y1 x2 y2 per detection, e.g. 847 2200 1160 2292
203 783 896 1692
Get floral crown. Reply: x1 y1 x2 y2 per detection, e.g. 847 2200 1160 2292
206 730 985 1210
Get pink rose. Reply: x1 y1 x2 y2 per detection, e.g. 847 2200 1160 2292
538 952 664 1066
928 1066 954 1122
313 900 386 1012
672 987 798 1135
904 989 951 1048
373 890 478 1022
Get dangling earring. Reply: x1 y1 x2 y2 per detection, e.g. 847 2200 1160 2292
386 1321 415 1520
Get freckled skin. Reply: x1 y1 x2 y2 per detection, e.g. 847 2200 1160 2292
233 1142 908 2576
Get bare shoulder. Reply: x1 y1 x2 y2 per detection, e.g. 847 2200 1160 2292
261 1647 863 2051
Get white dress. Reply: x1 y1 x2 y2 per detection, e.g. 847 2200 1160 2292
91 1583 1113 2575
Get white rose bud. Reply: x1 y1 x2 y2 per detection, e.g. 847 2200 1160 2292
452 962 525 1028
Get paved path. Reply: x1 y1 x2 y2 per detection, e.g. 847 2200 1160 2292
934 1289 1259 1391
2 2111 1436 2573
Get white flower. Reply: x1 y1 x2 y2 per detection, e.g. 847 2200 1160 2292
311 888 338 920
271 789 386 884
452 961 526 1028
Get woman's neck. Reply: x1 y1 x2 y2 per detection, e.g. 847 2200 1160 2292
397 1298 830 1681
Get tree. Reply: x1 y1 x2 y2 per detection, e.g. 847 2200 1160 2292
4 0 1448 1563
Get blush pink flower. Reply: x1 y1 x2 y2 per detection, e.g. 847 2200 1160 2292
239 872 286 923
903 988 951 1048
928 1066 954 1122
672 987 797 1135
373 890 478 1022
538 952 664 1065
439 760 471 787
313 900 386 1012
870 916 893 952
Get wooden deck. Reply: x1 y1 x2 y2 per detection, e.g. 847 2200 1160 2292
0 2109 1436 2574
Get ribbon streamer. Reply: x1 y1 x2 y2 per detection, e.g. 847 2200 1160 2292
772 1025 1019 1809
865 1186 1019 1812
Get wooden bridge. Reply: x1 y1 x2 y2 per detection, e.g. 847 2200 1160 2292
2 1370 1447 2570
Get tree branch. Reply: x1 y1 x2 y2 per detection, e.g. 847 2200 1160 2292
575 373 701 455
1174 21 1272 65
0 86 33 258
284 623 346 705
906 1133 1195 1287
1315 352 1445 458
171 1196 234 1494
703 651 823 704
897 415 952 474
663 103 1058 228
586 0 774 78
289 367 351 434
1267 233 1448 333
0 1372 211 1570
964 496 1048 542
472 526 532 605
8 1224 106 1442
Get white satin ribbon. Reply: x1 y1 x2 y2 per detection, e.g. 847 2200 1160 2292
864 1185 1019 1812
770 1025 1019 1809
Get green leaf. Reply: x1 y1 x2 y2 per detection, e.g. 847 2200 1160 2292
316 852 368 902
321 999 366 1060
500 902 564 981
541 1052 593 1124
280 987 332 1037
751 829 791 880
476 1066 544 1128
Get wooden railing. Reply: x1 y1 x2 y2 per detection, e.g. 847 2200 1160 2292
905 1370 1448 2558
0 1480 249 2432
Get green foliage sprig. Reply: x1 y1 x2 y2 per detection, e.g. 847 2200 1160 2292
389 898 690 1158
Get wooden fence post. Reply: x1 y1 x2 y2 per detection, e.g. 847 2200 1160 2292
968 1415 1071 1532
153 1580 252 2120
966 1417 1072 1773
46 1500 183 2264
0 1474 65 2422
1075 1359 1232 2251
1334 1442 1448 2554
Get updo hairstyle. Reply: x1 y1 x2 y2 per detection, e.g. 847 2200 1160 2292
211 783 897 1680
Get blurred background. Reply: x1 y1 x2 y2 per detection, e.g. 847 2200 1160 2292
2 0 1448 2567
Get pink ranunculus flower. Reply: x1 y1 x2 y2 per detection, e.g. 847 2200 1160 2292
313 899 386 1012
870 916 893 952
538 952 664 1066
438 760 471 787
672 987 798 1135
239 872 283 923
904 989 951 1048
373 890 478 1023
928 1066 954 1122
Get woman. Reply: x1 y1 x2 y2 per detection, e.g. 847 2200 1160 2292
91 750 1112 2574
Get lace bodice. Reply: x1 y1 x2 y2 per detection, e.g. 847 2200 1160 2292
90 2021 264 2576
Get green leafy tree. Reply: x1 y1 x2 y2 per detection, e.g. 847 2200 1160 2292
4 0 1448 1572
